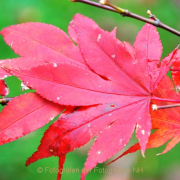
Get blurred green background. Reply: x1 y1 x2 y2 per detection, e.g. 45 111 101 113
0 0 180 180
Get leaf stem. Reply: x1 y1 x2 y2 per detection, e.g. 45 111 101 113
152 103 180 111
71 0 180 37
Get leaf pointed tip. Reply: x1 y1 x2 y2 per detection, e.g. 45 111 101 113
80 172 86 180
141 150 146 158
156 153 161 156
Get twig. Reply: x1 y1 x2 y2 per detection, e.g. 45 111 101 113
0 97 13 106
70 0 180 37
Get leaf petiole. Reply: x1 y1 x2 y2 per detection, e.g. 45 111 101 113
152 103 180 111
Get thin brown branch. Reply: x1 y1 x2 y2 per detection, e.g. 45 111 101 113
0 97 13 106
152 103 180 111
71 0 180 37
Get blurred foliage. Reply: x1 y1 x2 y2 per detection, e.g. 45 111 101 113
0 0 179 180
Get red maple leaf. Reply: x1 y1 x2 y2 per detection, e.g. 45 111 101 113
0 79 9 97
171 50 180 90
108 75 180 164
0 14 179 180
0 92 74 145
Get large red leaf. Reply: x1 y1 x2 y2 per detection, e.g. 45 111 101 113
0 93 69 145
0 79 9 96
68 14 177 179
108 76 180 163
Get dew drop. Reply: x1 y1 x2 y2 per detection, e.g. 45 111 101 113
21 82 29 91
97 151 101 154
97 34 101 41
176 85 180 93
9 42 13 47
141 130 145 135
108 113 112 116
53 63 57 67
87 124 91 127
136 124 141 129
111 54 115 58
49 149 53 152
50 117 54 121
57 97 60 100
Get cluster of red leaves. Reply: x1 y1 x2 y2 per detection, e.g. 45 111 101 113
0 14 180 180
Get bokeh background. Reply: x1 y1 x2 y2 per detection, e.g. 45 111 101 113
0 0 180 180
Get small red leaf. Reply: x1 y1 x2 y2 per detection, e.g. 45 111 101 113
0 79 9 96
0 93 68 145
171 50 180 89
